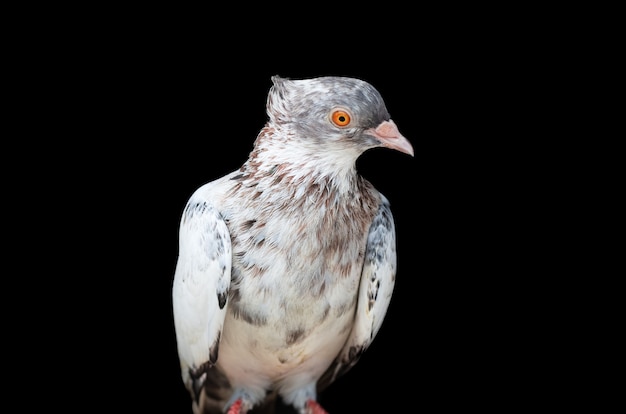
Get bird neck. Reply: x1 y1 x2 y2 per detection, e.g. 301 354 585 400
243 126 361 194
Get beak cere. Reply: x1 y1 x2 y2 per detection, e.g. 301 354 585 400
368 120 414 157
375 120 401 138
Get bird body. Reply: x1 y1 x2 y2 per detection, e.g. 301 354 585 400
173 76 413 414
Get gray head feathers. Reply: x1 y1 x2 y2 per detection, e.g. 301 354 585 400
266 75 390 129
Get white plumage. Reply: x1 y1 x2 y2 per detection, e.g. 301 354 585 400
173 75 413 414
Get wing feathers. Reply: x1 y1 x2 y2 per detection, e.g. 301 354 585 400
319 195 397 388
172 196 232 391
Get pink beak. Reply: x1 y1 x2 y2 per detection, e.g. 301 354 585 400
366 120 414 156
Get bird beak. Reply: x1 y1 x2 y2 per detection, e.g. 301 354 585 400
367 120 414 157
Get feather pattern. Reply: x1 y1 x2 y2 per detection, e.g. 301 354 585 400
172 75 413 414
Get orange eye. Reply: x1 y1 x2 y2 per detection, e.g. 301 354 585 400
331 109 351 127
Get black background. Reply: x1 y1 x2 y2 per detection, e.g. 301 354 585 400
20 11 583 413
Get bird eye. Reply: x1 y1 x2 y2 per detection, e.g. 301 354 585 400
330 109 351 127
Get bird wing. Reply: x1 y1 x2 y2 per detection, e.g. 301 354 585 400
172 194 232 399
318 194 397 389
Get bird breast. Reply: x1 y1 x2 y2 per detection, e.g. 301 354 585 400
220 172 380 351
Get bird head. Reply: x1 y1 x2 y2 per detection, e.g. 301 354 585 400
266 76 414 160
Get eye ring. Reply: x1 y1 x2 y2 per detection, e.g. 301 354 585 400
330 109 352 127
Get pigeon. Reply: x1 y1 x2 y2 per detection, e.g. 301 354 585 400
172 75 414 414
